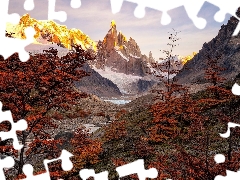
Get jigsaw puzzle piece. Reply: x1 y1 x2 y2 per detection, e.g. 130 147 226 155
214 154 225 164
147 0 185 25
232 83 240 95
206 0 240 36
116 159 158 180
0 27 35 62
0 0 35 61
43 149 74 171
233 23 240 36
215 170 240 180
183 0 207 29
206 0 240 22
0 0 20 34
22 164 50 180
110 0 147 18
0 156 14 180
0 102 28 150
79 169 108 180
111 0 185 25
220 122 240 138
131 0 186 25
110 0 124 14
48 0 67 22
21 150 73 180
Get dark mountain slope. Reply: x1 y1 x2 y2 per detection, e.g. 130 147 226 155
75 64 122 97
176 8 240 84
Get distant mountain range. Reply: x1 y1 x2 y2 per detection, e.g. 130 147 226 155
6 14 195 97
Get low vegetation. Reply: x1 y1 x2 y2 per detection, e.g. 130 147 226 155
1 39 240 180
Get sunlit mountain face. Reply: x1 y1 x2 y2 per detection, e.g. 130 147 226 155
6 14 97 51
180 52 197 64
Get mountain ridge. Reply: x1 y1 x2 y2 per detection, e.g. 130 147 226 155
176 8 240 85
6 13 97 51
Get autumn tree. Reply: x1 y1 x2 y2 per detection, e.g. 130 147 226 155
136 30 201 180
163 53 237 179
150 29 183 100
147 34 240 179
43 126 103 180
203 53 240 173
148 29 190 144
0 46 94 177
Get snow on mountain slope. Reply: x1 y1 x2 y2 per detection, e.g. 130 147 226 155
25 43 70 57
92 66 142 94
114 46 129 62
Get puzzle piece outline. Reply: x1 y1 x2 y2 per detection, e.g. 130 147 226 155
1 0 240 179
0 0 36 62
21 149 73 180
79 169 109 180
0 101 28 150
116 159 158 180
214 118 240 179
0 0 82 62
110 0 240 35
0 156 14 180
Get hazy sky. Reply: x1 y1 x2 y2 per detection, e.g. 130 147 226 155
8 0 231 59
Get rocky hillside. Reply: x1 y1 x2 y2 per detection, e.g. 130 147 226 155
176 8 240 84
75 64 122 98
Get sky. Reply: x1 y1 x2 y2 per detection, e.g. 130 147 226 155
8 0 232 60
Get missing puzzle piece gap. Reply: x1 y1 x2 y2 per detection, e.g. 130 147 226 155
24 0 35 11
0 156 14 180
70 0 81 8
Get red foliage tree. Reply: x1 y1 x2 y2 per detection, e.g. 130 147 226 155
163 53 236 179
70 127 102 170
147 41 240 179
148 29 191 144
103 120 127 142
0 46 94 177
48 126 103 180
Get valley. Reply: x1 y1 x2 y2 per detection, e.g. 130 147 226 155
3 7 240 180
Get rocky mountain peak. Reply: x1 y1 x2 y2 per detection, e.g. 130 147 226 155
88 21 157 94
148 51 155 64
103 21 118 52
93 20 147 76
110 20 117 29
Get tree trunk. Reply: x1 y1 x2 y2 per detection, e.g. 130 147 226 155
17 131 27 175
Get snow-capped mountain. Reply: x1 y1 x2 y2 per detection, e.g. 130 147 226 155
89 20 157 94
6 14 195 96
92 20 155 76
6 14 122 97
